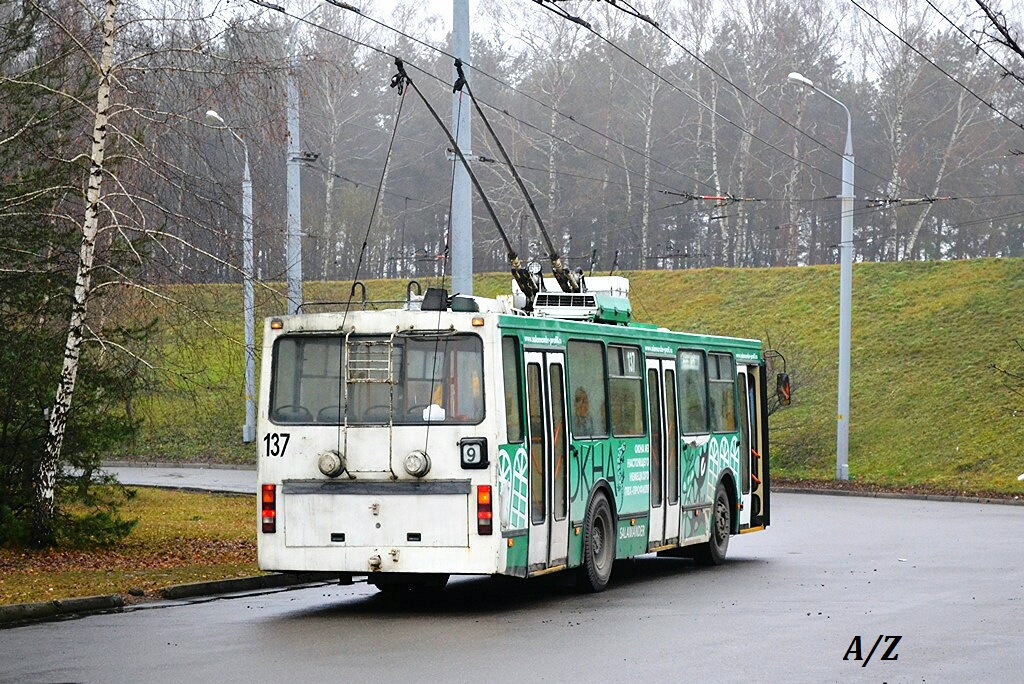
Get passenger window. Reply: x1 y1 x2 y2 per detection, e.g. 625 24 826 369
708 353 737 433
608 345 644 437
567 340 607 438
676 350 708 434
502 336 524 443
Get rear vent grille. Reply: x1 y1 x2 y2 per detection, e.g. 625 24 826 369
535 294 596 308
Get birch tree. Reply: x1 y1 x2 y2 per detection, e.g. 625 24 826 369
34 0 117 544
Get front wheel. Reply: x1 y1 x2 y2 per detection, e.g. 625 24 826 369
694 482 731 566
579 492 615 592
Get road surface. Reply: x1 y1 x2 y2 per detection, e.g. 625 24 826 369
2 486 1021 682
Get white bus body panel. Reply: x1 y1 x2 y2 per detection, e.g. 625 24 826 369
257 309 510 577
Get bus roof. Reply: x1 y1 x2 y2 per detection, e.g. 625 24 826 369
496 313 763 362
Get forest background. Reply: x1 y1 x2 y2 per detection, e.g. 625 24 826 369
2 0 1023 545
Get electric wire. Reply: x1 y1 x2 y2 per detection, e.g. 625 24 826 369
252 0 715 209
849 0 1024 132
923 0 1024 88
594 0 928 201
323 0 715 194
245 0 1023 269
529 0 892 200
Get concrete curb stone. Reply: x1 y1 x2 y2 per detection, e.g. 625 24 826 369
0 594 125 627
102 460 256 471
1 573 307 628
774 486 1024 506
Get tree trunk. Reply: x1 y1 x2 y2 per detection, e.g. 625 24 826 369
35 0 117 545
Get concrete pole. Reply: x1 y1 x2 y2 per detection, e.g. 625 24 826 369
241 145 256 444
286 55 304 313
451 0 473 295
786 73 853 481
837 111 854 482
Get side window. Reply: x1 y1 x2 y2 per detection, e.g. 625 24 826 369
501 336 524 443
676 349 708 434
549 363 568 521
664 368 679 504
608 345 644 437
567 340 607 438
527 363 545 524
738 371 750 495
708 353 737 433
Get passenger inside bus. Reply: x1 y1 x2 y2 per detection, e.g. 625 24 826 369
573 387 595 438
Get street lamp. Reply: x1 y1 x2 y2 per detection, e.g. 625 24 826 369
787 71 854 481
206 109 256 444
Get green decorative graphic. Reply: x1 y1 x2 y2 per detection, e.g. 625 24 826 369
680 434 739 539
498 445 530 531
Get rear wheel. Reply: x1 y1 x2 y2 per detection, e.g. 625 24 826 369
694 482 731 566
579 492 615 592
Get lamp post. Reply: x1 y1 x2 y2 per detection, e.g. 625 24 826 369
207 109 256 444
788 72 853 481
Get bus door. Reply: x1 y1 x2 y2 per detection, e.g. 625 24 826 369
737 365 762 528
525 351 570 571
646 358 681 548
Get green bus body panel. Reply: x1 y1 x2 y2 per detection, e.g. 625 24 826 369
495 313 763 572
616 516 649 557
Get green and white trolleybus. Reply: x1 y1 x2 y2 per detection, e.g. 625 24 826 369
257 275 785 592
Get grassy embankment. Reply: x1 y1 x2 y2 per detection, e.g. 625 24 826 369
115 258 1024 496
0 488 255 605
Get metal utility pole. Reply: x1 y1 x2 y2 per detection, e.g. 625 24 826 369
206 109 256 443
286 37 304 314
451 0 473 295
788 71 853 481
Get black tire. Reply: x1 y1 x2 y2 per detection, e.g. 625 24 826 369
579 492 615 592
694 482 731 566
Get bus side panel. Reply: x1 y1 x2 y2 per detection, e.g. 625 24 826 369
679 433 739 543
497 442 529 577
616 515 649 557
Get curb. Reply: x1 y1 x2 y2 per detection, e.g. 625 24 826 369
774 486 1024 506
0 573 308 629
102 460 256 471
159 573 307 600
0 594 124 627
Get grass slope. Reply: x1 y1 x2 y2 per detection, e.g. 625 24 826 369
0 488 256 604
116 259 1024 495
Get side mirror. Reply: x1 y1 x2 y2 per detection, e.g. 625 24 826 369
776 373 791 406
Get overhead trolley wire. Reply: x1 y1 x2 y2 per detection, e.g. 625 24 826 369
593 0 928 201
248 0 1013 240
528 0 898 202
249 0 720 202
922 0 1024 89
323 0 716 193
849 0 1024 133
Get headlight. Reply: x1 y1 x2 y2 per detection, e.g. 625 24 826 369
318 450 345 478
404 450 431 478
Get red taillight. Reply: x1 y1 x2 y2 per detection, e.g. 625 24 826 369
477 485 492 535
262 484 276 533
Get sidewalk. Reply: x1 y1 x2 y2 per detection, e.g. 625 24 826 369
102 462 256 494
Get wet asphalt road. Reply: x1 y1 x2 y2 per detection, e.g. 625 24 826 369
2 480 1022 683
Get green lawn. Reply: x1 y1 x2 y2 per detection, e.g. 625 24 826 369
113 259 1024 495
0 488 258 605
